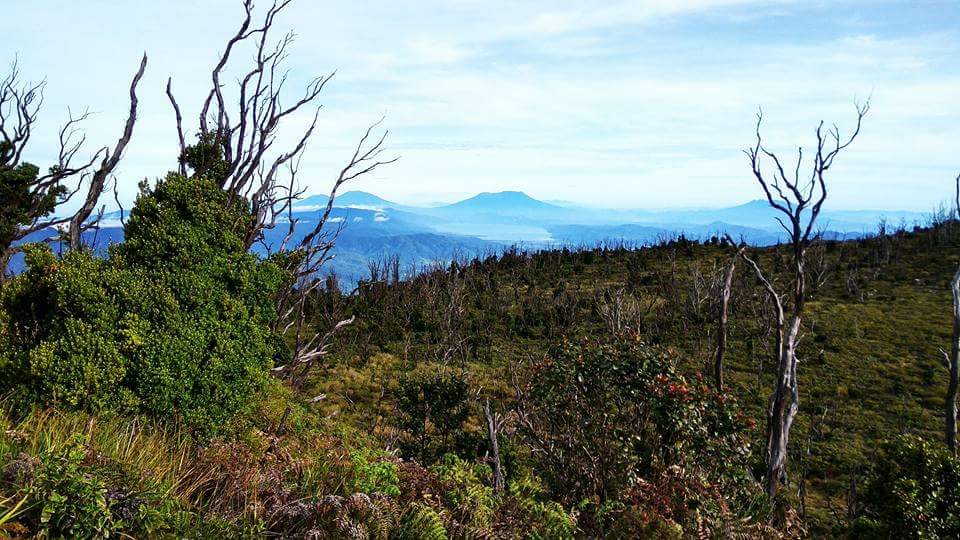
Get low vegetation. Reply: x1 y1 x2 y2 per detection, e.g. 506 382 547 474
4 217 958 537
2 1 959 538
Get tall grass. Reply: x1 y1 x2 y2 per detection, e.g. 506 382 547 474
0 391 360 533
2 407 213 502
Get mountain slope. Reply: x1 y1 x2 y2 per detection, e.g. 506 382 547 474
441 191 558 213
294 190 408 211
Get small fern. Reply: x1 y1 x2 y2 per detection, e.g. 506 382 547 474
394 503 447 540
368 494 401 540
509 473 576 539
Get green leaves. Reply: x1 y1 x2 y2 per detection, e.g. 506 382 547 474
28 435 115 539
0 173 288 436
520 339 754 530
856 436 960 538
396 372 472 463
349 449 401 497
0 162 60 249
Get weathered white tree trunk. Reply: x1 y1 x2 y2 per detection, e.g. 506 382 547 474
714 253 737 392
946 266 960 456
766 314 801 495
483 398 505 493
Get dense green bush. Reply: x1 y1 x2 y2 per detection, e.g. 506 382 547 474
0 173 286 435
349 448 401 497
853 435 960 538
431 454 496 532
395 372 474 463
0 159 63 260
518 339 756 532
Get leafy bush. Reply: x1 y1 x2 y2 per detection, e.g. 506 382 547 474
395 372 473 463
0 172 286 435
0 161 63 261
518 339 755 533
431 454 495 532
8 435 115 538
395 503 447 540
349 448 401 497
506 471 576 539
853 435 960 538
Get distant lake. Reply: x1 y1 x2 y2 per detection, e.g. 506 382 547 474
430 222 554 244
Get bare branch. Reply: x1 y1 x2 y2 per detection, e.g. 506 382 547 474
68 53 147 250
166 78 186 175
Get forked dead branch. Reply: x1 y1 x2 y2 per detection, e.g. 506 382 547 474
164 0 396 388
0 54 147 278
742 100 869 498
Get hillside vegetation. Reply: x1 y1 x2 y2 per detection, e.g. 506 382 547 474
302 215 960 535
2 1 960 537
3 214 958 537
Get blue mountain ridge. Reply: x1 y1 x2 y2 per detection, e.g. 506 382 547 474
8 191 926 285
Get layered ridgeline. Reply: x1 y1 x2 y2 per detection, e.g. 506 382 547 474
8 190 925 285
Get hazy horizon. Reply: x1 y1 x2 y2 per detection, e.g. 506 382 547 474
301 188 939 214
6 1 959 212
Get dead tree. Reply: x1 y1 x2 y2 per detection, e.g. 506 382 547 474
0 55 146 279
68 54 147 250
596 286 646 337
949 175 960 455
743 101 869 498
165 0 395 388
482 398 507 493
945 265 960 456
714 238 746 392
954 173 959 221
948 175 960 456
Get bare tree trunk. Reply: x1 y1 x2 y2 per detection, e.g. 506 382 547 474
483 398 505 493
741 251 793 497
766 314 801 495
954 173 959 220
946 265 960 456
714 247 742 392
743 102 868 501
846 475 858 522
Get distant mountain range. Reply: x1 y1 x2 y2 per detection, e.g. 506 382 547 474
8 190 929 285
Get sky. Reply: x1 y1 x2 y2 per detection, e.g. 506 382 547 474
4 0 959 211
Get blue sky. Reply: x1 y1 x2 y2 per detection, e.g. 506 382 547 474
5 0 959 210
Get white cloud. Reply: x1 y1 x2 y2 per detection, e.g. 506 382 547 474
4 0 959 211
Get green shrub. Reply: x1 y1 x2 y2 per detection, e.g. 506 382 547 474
518 339 755 533
854 435 960 539
0 160 64 262
395 503 447 540
0 172 286 435
431 454 495 531
349 448 401 497
507 471 576 539
395 372 472 463
14 435 115 539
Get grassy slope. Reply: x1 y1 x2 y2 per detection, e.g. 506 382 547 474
310 221 960 533
1 223 955 537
